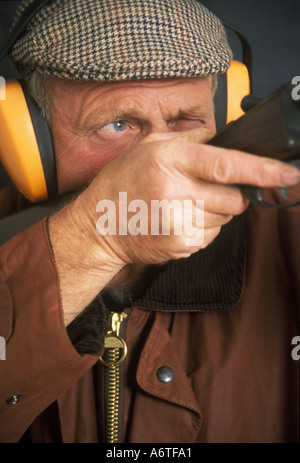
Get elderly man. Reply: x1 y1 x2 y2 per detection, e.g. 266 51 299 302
0 0 299 443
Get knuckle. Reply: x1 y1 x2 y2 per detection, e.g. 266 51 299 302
219 187 249 215
202 226 222 248
231 191 249 214
220 214 234 225
211 154 233 184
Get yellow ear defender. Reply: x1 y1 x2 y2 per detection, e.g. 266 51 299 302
0 0 56 203
0 2 252 203
226 60 251 122
214 19 252 131
0 79 56 202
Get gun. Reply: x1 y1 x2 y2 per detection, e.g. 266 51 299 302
209 83 300 209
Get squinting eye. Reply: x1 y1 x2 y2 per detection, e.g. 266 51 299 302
99 120 128 133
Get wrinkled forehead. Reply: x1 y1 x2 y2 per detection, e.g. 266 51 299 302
48 75 215 121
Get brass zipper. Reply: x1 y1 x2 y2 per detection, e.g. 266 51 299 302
99 311 128 443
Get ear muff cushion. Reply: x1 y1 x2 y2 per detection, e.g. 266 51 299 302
214 60 251 131
226 60 250 123
0 79 56 202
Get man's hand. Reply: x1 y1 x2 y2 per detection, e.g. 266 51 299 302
49 128 300 324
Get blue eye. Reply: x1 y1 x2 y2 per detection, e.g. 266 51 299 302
100 120 128 133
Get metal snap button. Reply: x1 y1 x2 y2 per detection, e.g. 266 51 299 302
6 394 22 405
156 366 174 383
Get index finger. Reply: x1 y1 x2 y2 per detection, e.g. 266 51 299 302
180 143 300 188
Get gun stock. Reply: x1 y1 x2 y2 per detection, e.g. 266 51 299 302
209 83 300 208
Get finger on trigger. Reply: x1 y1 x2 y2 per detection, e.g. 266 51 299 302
182 145 300 188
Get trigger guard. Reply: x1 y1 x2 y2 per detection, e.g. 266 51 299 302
240 185 300 209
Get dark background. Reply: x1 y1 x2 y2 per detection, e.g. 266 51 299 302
201 0 300 96
0 0 300 186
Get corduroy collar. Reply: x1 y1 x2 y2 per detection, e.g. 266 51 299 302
102 213 247 313
133 213 247 312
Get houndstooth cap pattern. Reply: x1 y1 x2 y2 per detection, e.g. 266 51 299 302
9 0 233 81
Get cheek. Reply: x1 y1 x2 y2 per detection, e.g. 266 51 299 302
54 135 139 194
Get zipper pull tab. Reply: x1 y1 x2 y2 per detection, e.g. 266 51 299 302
99 311 128 367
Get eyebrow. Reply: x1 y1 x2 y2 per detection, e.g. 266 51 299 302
80 103 213 132
170 105 213 120
79 107 144 132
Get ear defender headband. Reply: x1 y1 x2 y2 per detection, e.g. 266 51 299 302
0 1 252 203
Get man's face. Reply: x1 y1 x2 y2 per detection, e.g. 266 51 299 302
49 76 216 193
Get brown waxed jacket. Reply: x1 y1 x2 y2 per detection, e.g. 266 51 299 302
0 186 299 443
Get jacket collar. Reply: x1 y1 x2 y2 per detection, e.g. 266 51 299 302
102 213 247 313
133 213 247 312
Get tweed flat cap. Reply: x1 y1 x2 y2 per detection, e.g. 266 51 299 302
10 0 232 81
